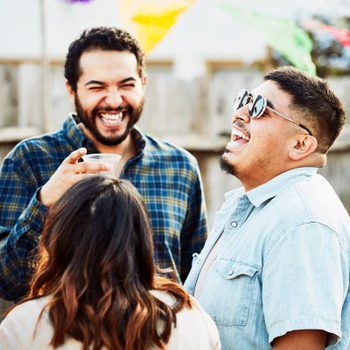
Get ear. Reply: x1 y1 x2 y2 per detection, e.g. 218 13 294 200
289 135 318 161
66 81 75 102
141 74 148 89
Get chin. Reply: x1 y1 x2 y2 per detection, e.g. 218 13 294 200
92 128 130 146
220 154 237 176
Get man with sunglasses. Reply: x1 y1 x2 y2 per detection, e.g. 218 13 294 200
185 66 350 350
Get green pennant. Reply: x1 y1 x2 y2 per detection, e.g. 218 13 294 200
218 2 316 75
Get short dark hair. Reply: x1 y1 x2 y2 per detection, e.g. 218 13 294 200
264 66 345 153
64 26 146 91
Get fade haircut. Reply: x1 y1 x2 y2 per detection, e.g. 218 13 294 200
264 66 345 153
64 26 146 91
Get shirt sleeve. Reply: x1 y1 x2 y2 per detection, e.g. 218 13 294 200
0 156 48 301
180 162 208 282
262 222 346 346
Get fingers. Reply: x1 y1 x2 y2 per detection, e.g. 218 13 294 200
75 161 113 174
64 147 87 164
62 149 113 174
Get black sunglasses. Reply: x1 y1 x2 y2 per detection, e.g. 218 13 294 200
233 89 312 136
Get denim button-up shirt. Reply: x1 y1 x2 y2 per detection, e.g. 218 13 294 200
185 167 350 350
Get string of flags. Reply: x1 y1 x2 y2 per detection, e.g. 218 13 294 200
303 20 350 49
61 0 350 75
119 0 196 54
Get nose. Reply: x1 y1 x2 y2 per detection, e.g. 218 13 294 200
104 88 123 108
232 105 251 124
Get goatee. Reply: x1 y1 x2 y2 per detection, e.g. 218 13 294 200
75 96 144 146
220 152 236 176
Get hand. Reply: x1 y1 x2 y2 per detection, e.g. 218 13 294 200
39 148 112 207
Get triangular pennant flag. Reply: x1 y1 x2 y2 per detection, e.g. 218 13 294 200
217 2 316 75
321 24 350 48
119 0 196 55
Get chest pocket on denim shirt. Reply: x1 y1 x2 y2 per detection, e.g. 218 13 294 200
211 259 259 327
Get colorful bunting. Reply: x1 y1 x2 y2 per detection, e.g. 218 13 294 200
217 2 316 75
303 20 350 49
319 25 350 48
119 0 196 55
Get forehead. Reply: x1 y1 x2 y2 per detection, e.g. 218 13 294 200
78 49 139 81
252 80 291 110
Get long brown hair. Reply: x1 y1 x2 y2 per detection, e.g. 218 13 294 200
22 176 191 349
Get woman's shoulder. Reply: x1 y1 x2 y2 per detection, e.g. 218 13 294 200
150 289 177 306
2 296 50 324
0 296 84 350
0 297 52 349
151 290 221 350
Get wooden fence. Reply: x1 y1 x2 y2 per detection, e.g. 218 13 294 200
1 61 350 316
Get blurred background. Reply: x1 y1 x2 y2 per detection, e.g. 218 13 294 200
1 0 350 224
1 0 350 315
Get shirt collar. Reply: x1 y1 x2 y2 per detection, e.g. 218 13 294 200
246 167 319 207
131 125 147 157
62 114 96 151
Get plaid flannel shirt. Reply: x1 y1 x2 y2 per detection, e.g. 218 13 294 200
0 114 208 301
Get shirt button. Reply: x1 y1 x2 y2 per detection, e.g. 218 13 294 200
228 269 235 276
231 221 238 227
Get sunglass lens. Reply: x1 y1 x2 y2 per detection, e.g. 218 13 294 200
249 95 266 118
234 89 250 111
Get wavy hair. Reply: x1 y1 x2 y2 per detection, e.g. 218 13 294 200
21 176 191 350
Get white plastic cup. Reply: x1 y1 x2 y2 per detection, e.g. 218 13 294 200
82 153 122 178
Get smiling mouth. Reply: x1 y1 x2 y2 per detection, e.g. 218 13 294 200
99 111 125 126
231 126 250 142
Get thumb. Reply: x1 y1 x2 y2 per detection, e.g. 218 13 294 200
64 147 87 164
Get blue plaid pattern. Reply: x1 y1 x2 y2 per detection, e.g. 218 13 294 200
0 115 208 301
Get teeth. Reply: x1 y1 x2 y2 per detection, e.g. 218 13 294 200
232 127 249 141
101 112 123 123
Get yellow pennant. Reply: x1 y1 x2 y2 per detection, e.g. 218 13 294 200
119 0 196 54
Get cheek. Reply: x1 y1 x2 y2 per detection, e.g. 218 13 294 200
82 95 104 110
126 86 144 102
248 129 277 157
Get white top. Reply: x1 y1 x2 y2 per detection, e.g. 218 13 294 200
0 291 221 349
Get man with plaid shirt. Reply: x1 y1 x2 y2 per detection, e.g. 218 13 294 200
0 27 208 301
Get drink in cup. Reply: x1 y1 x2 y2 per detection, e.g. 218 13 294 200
82 153 121 178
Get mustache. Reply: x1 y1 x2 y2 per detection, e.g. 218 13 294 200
94 105 132 113
233 120 246 129
232 120 250 135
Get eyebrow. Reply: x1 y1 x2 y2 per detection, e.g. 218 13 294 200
85 80 104 87
84 77 137 87
266 99 274 109
119 77 137 84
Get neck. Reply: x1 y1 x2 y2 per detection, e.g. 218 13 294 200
241 161 323 192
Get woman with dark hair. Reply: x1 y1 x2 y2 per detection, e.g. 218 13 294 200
0 176 220 350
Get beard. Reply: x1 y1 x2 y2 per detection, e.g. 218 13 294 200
220 151 237 176
74 96 144 146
